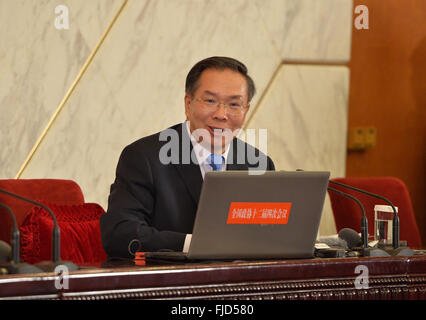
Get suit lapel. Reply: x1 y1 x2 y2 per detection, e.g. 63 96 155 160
173 126 250 204
226 138 250 170
173 123 203 204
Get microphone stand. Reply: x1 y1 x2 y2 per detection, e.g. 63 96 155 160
0 188 78 271
327 187 389 256
0 203 43 274
329 180 413 256
327 187 368 249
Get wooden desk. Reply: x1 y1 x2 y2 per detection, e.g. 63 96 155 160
1 255 425 300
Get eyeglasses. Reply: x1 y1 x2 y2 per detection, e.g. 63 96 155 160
194 98 248 116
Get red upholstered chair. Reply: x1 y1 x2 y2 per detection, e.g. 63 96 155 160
0 179 106 264
328 177 422 249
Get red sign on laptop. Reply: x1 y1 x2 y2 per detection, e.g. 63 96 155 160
227 202 292 225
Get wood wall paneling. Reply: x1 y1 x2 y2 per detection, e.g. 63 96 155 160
347 0 426 247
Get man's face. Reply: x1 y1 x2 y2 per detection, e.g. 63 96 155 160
184 68 250 153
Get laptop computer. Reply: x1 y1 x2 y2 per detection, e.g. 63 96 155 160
145 170 330 262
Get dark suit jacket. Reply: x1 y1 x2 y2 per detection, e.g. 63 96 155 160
100 123 275 258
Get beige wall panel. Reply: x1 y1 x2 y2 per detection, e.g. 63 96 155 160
257 0 353 62
20 0 281 208
0 0 125 178
246 65 350 235
8 1 352 237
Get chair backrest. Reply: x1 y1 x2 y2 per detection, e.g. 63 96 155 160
19 202 107 265
328 177 422 249
0 179 85 244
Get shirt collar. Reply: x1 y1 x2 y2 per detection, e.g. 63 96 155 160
184 121 231 166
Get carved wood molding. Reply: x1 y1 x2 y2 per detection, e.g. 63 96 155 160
61 275 426 300
1 256 425 300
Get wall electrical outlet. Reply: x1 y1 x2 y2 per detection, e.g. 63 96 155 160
348 126 377 151
364 127 377 149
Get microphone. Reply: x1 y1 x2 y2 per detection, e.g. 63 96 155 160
329 180 414 256
316 227 365 258
326 187 389 256
337 227 415 257
316 233 349 249
315 232 348 258
329 180 400 249
297 169 369 256
338 228 362 249
327 187 368 248
0 188 78 272
337 227 390 256
316 227 393 258
0 240 11 262
0 202 43 274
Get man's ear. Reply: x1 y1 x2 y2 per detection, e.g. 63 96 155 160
184 94 192 116
244 103 251 117
240 103 251 126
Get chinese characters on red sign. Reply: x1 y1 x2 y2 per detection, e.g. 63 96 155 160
227 202 292 225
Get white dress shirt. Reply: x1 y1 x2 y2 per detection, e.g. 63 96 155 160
183 121 231 252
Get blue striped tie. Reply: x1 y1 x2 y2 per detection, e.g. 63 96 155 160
209 154 224 171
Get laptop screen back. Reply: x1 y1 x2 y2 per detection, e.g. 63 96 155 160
188 171 330 260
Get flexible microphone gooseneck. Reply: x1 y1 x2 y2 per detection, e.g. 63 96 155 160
328 180 400 249
0 188 78 271
0 188 61 262
327 187 368 249
0 202 43 274
0 202 20 263
326 188 391 256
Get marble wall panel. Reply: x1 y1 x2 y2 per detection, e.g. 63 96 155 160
257 0 353 62
7 0 353 235
245 64 350 235
0 0 125 178
20 0 281 208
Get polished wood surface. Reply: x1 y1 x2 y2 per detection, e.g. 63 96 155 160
347 0 426 246
1 255 425 300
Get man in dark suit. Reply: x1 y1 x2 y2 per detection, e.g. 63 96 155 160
100 57 275 258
